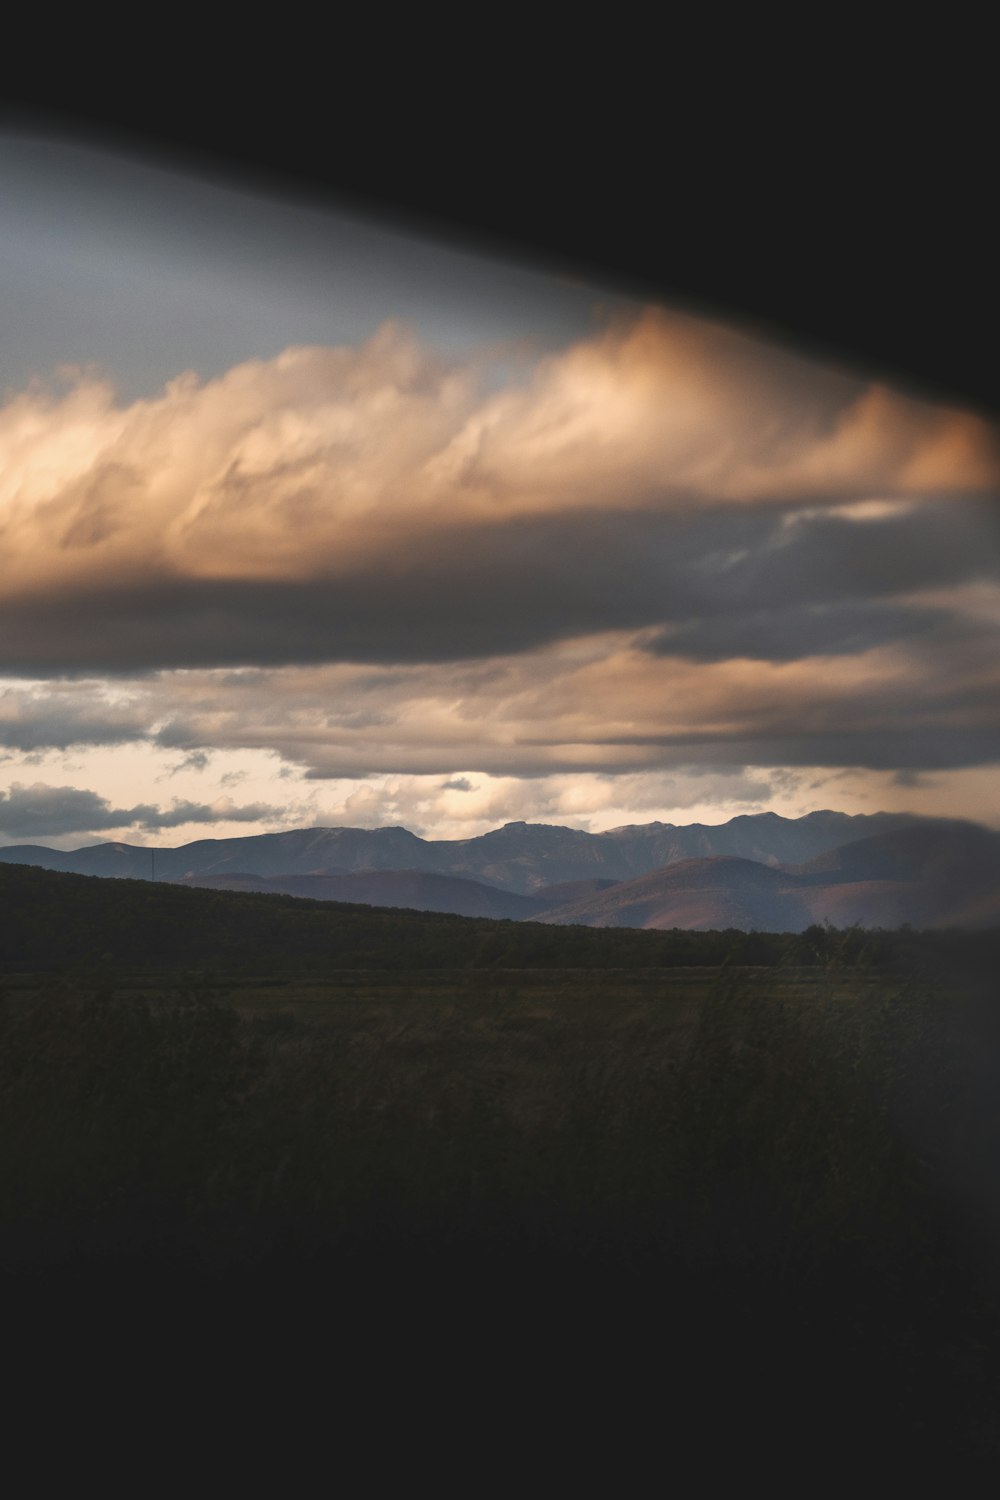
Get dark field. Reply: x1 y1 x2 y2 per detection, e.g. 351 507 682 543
3 951 1000 1470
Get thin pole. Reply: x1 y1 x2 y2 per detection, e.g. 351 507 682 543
151 847 155 883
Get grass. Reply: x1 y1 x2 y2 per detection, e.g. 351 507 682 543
0 960 980 1257
2 957 998 1462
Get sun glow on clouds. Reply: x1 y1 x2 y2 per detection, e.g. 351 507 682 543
4 742 1000 848
0 298 998 843
0 309 995 610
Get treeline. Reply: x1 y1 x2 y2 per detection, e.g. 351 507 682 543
2 860 998 977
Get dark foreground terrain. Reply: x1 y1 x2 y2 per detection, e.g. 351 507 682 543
2 864 999 1473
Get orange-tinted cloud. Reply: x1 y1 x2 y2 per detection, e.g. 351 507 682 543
0 308 997 675
4 602 999 779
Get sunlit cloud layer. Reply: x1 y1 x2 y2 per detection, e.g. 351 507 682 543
1 284 997 843
2 591 999 783
0 308 996 676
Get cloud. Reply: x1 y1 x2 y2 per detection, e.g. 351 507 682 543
4 582 1000 782
0 781 285 840
0 680 151 751
166 750 211 775
300 766 782 839
0 308 996 796
648 597 995 664
137 799 283 830
0 309 995 676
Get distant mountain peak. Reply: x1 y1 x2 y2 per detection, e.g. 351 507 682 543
2 810 990 921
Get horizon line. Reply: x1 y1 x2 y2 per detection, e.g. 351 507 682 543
0 805 975 855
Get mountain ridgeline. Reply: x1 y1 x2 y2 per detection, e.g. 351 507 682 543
2 810 999 932
0 810 922 888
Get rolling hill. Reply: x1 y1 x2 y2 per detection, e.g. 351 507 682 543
175 868 551 921
537 857 810 931
2 812 997 932
536 822 1000 932
0 860 788 972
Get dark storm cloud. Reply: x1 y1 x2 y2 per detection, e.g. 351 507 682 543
574 726 1000 774
1 500 997 677
643 499 1000 623
635 500 1000 663
724 502 1000 609
648 597 997 664
0 515 684 674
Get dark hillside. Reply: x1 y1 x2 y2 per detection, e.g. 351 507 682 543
538 856 810 931
4 856 1000 981
3 857 1000 1466
173 868 549 921
791 822 1000 928
793 820 1000 885
0 860 780 973
532 877 623 907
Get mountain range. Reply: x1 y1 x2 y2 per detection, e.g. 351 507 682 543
2 811 999 931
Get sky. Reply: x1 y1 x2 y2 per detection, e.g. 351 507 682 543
2 130 999 848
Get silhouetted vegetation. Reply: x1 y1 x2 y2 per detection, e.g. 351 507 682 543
3 860 999 1465
3 859 999 978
